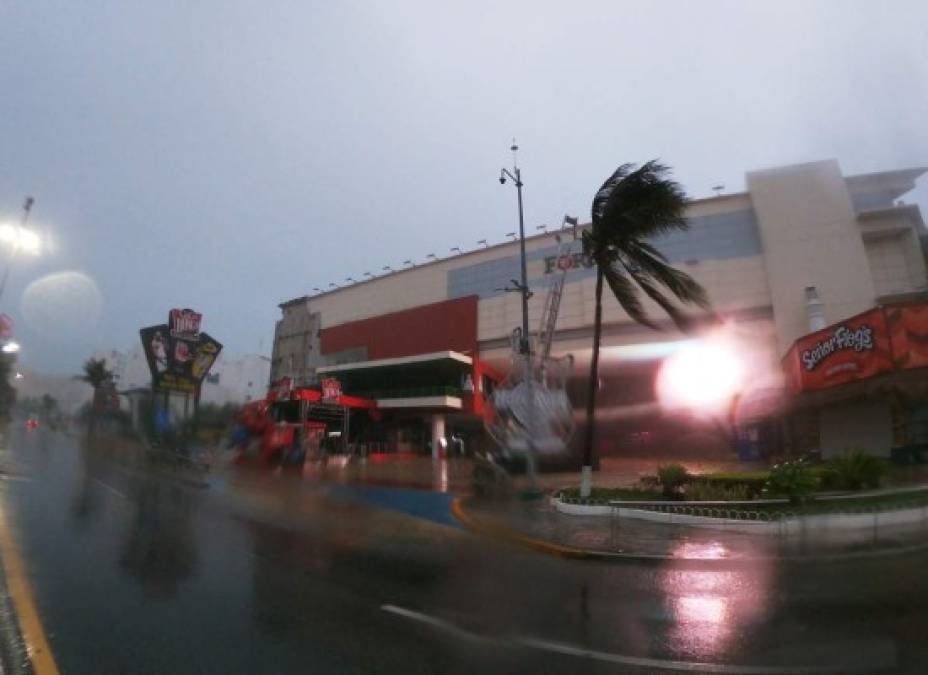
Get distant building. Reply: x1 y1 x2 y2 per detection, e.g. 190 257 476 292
94 348 270 407
198 354 271 406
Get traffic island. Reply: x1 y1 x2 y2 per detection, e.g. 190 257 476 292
453 486 928 564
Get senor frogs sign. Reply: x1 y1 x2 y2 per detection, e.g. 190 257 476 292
784 308 892 394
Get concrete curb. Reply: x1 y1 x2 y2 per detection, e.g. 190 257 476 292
450 497 928 566
450 498 595 560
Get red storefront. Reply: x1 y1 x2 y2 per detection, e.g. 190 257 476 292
314 296 500 456
782 302 928 459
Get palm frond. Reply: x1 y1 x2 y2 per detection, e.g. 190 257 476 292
621 261 696 331
600 262 658 329
592 160 688 241
623 243 711 309
591 164 635 227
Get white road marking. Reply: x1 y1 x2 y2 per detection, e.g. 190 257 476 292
381 604 894 674
92 478 127 500
380 604 490 643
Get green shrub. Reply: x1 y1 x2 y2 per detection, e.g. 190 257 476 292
812 466 842 491
829 451 887 490
657 463 690 498
686 481 750 502
698 471 770 498
763 459 818 504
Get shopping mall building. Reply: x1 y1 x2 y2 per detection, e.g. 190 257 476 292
270 159 928 462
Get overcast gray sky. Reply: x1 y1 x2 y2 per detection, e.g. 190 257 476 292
1 0 926 374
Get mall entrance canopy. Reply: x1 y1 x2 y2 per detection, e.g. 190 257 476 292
316 350 473 410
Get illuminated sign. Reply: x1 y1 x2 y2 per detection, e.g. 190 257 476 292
169 308 202 340
321 377 342 401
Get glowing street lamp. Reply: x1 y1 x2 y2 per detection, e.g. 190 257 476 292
656 339 745 413
0 196 37 304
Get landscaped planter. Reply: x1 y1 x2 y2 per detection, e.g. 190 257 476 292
552 492 928 542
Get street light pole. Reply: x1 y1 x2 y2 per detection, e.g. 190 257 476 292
500 143 530 353
500 142 538 490
0 196 34 305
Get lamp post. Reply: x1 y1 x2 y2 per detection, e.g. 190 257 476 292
0 196 35 305
499 143 530 354
499 141 538 490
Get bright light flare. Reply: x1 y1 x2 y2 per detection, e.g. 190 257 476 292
1 341 20 354
0 223 42 255
656 338 745 413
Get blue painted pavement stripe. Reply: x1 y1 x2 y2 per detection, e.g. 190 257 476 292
330 485 460 528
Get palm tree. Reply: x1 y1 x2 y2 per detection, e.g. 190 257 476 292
78 357 113 433
80 357 113 389
579 161 710 497
0 353 16 423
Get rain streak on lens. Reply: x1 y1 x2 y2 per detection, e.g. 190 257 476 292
21 270 103 334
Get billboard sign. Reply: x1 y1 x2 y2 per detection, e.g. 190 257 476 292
784 307 893 394
141 310 222 393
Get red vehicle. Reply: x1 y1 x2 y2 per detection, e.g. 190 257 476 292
25 417 39 431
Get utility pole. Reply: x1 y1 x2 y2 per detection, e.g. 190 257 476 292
500 141 538 490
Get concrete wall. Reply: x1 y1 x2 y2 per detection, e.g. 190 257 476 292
819 399 893 458
270 305 320 384
748 160 878 355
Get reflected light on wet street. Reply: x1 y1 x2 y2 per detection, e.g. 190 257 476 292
671 594 732 656
659 540 775 662
432 458 449 492
673 541 729 560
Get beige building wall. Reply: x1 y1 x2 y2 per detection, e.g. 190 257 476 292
748 160 878 354
860 208 928 299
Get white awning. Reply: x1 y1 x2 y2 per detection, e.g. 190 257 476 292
316 350 472 374
376 396 463 410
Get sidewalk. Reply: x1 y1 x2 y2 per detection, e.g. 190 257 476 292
455 495 928 563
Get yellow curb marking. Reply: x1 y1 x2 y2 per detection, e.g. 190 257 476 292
0 505 60 675
451 497 591 559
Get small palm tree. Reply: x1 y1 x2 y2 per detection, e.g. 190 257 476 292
580 161 710 497
80 358 113 389
78 357 113 433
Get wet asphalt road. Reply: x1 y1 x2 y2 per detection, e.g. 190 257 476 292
2 428 928 674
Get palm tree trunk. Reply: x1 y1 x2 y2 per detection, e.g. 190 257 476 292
580 266 604 497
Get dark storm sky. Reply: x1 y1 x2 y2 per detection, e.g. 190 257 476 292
1 1 926 373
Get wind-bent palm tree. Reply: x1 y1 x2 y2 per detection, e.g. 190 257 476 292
580 161 709 496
